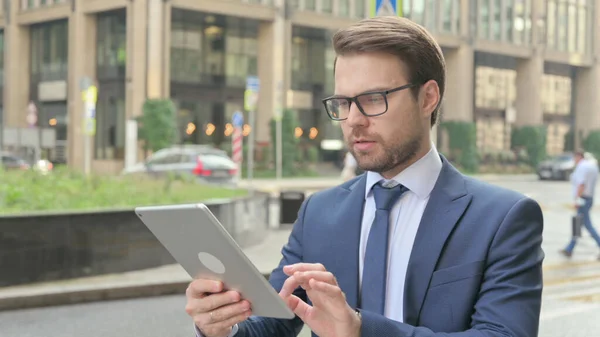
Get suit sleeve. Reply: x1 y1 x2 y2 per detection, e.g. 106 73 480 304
234 195 312 337
359 197 544 337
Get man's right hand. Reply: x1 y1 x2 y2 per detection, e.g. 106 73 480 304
185 279 252 337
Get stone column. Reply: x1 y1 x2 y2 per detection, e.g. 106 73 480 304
256 0 292 143
515 0 543 127
67 1 97 170
146 0 168 99
573 2 600 148
125 0 148 121
514 55 543 126
4 0 31 128
442 45 475 122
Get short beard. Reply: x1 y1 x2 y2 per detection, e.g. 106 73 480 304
351 136 421 175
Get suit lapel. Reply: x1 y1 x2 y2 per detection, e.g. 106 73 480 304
327 175 366 310
403 157 472 325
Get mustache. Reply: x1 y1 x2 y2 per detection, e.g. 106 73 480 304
347 133 381 142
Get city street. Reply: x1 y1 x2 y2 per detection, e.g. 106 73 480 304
1 175 600 337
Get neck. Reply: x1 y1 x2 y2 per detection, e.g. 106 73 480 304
380 137 432 179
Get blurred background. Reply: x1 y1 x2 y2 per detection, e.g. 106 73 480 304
0 1 599 337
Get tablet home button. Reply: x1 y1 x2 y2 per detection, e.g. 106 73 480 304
198 252 226 274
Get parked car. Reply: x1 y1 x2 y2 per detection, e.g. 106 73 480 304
122 145 238 184
1 152 53 174
536 152 597 181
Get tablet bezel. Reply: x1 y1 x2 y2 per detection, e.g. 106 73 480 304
134 203 295 320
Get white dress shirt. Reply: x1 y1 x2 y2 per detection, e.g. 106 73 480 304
359 143 442 322
196 143 442 336
571 158 599 199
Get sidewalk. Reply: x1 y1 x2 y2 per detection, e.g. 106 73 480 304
237 174 539 194
0 223 595 312
0 229 292 311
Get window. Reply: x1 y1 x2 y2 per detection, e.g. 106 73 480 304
546 0 590 53
170 10 258 86
224 19 259 86
0 30 4 87
354 0 365 17
338 0 350 16
441 0 458 33
96 10 127 80
94 96 125 160
30 20 69 82
541 74 571 115
321 0 333 13
475 66 516 109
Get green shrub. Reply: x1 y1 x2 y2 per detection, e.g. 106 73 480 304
0 167 245 214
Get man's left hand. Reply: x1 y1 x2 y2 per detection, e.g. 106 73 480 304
279 263 360 337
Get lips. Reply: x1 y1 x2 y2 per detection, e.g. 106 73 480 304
353 139 376 151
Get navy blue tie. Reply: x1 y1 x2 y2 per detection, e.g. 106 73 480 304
361 182 408 314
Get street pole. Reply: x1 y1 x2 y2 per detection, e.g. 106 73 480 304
275 81 283 180
84 127 91 175
81 82 97 176
244 76 259 194
248 108 256 197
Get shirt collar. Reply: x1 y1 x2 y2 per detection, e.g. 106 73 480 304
365 142 443 200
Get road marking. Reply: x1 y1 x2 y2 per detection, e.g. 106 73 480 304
540 303 600 321
564 292 600 303
544 273 600 287
543 260 600 271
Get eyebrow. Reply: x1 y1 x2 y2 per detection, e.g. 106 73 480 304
333 87 391 98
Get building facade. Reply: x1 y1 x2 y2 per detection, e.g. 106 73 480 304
0 0 598 173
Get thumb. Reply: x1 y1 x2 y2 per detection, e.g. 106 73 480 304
283 294 313 322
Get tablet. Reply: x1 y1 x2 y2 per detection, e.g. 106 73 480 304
134 203 295 319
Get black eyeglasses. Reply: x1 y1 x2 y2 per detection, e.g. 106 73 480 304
321 83 417 121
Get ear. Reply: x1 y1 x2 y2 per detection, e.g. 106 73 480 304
419 79 440 119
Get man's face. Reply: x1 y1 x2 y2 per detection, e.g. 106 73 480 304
334 52 437 177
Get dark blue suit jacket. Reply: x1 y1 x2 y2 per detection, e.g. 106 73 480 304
237 156 544 337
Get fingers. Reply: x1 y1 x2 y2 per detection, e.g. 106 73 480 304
194 300 252 327
283 263 326 276
200 309 252 337
187 290 242 315
310 279 346 302
293 271 338 286
186 279 224 299
283 294 313 322
279 272 302 298
279 270 338 298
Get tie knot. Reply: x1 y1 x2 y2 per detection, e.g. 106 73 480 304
372 182 407 211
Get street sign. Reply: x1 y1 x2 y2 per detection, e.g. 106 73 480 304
82 85 98 136
370 0 403 17
231 111 244 180
232 111 244 129
26 102 38 127
244 76 260 112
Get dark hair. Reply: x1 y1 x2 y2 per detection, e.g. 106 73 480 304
331 16 446 127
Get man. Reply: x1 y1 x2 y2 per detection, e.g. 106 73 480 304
186 16 544 337
561 150 600 260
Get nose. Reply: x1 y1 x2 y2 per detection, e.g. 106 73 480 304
345 101 368 128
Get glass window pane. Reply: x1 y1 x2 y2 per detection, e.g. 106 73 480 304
479 0 490 39
338 0 350 16
354 0 365 18
567 3 577 52
322 0 332 13
557 2 567 51
576 3 587 53
492 0 502 40
442 0 453 32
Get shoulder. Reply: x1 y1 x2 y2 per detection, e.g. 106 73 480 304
462 175 540 216
304 174 363 203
